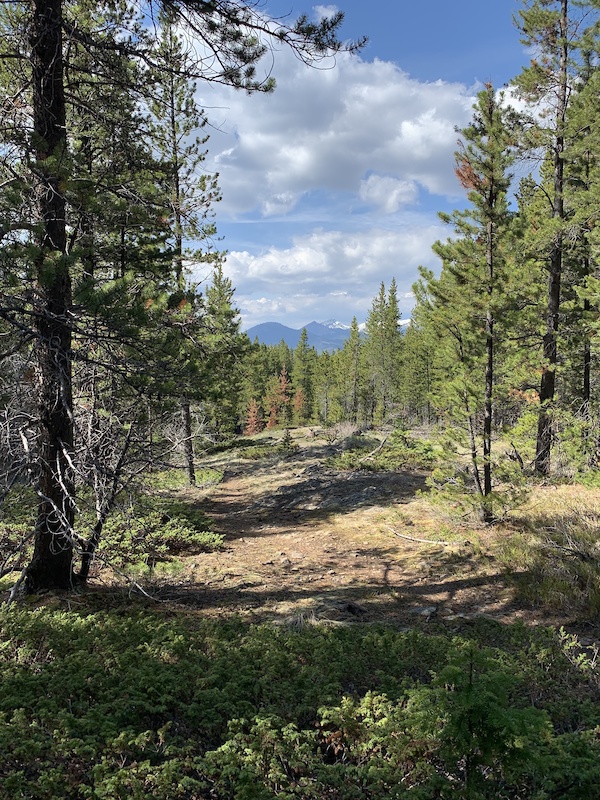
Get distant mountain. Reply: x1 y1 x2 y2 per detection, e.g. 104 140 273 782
246 320 355 352
320 319 350 330
246 318 410 352
244 322 302 348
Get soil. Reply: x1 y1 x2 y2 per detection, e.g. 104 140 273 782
147 429 598 639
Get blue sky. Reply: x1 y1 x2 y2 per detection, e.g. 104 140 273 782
193 1 529 330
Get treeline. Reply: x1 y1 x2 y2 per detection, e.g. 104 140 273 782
231 1 600 522
234 280 405 434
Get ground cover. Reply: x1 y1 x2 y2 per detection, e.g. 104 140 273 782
1 426 600 798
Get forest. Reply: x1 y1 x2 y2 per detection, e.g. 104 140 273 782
2 1 600 798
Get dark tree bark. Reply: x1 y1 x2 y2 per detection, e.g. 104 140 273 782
25 0 75 591
181 400 196 486
534 0 568 476
483 218 494 511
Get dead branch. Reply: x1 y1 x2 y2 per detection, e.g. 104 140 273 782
358 436 388 464
385 525 451 546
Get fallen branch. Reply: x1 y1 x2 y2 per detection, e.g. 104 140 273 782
357 436 388 464
385 525 451 546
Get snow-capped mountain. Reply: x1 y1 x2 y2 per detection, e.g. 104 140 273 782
320 319 351 330
246 320 356 352
245 317 410 352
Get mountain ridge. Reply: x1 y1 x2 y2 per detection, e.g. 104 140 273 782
245 320 355 352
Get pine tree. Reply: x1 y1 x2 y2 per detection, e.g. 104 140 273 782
363 280 403 423
0 0 359 593
149 12 222 483
244 398 263 436
200 262 246 440
399 319 436 425
291 328 316 424
511 0 590 474
454 85 515 517
264 365 292 429
335 317 363 424
416 86 515 520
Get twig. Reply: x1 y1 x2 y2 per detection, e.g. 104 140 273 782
385 525 451 546
6 569 27 606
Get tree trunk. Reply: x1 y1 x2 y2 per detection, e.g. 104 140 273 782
583 294 591 419
181 399 196 486
483 217 494 517
25 0 75 592
534 0 568 476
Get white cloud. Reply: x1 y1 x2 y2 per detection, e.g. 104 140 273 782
187 9 483 327
314 5 339 22
199 51 476 218
223 221 447 329
359 174 418 213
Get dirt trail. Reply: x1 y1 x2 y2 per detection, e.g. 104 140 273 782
157 434 541 629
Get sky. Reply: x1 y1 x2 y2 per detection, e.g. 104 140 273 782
192 0 530 330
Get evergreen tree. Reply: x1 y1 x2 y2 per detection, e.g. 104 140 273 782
454 85 515 517
511 0 596 474
416 86 515 520
291 328 316 424
244 398 263 435
399 319 436 425
149 12 222 484
363 280 403 423
335 317 364 424
264 365 292 429
314 350 336 424
200 262 246 440
0 0 359 593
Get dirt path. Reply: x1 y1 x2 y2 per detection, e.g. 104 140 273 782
155 435 545 630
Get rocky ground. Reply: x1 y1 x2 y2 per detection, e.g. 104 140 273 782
149 429 594 637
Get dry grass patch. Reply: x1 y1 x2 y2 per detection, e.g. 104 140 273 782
495 485 600 616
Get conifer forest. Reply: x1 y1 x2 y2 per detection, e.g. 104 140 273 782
2 2 600 798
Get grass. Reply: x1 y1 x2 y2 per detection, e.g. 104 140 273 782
496 492 600 615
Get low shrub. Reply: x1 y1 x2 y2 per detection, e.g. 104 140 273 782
329 429 439 472
0 611 598 799
97 509 224 573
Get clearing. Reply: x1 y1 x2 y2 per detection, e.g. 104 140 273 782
140 428 600 639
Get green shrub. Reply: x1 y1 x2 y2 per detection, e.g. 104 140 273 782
240 445 274 460
0 610 599 799
98 510 224 573
276 429 299 455
328 430 438 472
425 455 529 522
145 468 223 491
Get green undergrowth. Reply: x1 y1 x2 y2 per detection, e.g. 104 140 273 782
143 468 223 492
328 429 439 472
0 470 224 581
97 510 224 574
238 444 275 460
0 607 599 799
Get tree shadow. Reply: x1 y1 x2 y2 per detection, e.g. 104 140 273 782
199 467 428 541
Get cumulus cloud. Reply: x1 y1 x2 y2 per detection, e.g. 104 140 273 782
359 174 419 213
189 8 482 327
198 50 476 218
223 221 447 329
